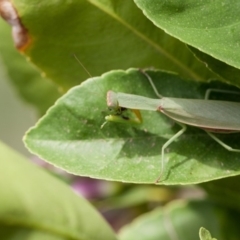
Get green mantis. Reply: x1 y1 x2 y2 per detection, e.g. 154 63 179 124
104 70 240 182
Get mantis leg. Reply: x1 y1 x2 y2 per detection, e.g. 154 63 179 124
139 70 188 182
155 123 187 183
205 131 240 152
204 89 240 100
139 69 163 99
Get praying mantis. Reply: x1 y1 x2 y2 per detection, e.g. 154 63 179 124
104 70 240 182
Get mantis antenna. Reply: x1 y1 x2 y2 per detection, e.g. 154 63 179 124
72 54 92 78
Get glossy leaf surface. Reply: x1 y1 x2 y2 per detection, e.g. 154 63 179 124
24 69 240 185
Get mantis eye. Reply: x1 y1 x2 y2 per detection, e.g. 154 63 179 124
107 91 119 108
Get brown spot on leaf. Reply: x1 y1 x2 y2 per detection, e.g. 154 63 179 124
0 0 30 51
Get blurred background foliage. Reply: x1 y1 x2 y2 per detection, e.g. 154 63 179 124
1 0 240 239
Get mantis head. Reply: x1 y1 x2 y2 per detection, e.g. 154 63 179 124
101 91 142 128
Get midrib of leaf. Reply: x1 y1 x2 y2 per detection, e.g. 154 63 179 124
87 0 204 81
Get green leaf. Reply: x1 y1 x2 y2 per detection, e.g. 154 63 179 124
7 0 214 90
199 227 217 240
24 69 240 185
189 46 240 88
0 19 61 115
202 176 240 212
134 0 240 85
201 178 240 240
99 186 174 210
118 200 221 240
0 141 117 240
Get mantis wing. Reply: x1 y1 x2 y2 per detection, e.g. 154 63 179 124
113 91 240 131
161 98 240 131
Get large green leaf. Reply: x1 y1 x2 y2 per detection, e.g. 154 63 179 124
134 0 240 85
202 176 240 212
118 200 222 240
0 141 117 240
24 69 240 185
189 46 240 88
0 19 60 115
3 0 215 90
